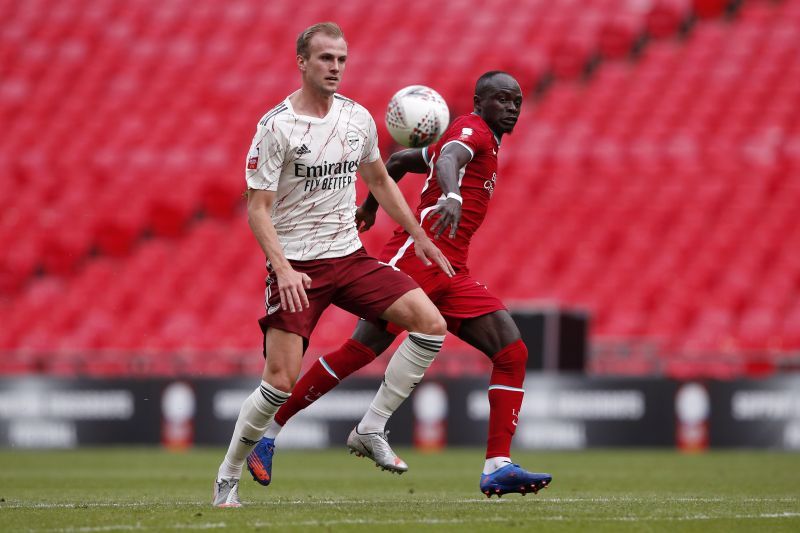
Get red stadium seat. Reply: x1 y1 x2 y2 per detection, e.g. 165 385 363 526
647 0 691 38
0 0 793 377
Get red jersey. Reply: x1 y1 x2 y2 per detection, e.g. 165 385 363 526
381 113 499 271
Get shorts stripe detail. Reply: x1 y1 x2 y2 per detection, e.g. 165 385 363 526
387 205 438 266
318 357 340 381
259 385 289 406
488 385 525 393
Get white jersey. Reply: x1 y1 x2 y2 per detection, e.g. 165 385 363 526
245 94 380 261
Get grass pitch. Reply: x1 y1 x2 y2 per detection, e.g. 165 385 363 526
0 448 798 532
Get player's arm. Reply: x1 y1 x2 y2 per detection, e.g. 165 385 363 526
359 158 454 277
356 148 428 232
429 143 472 239
246 189 312 312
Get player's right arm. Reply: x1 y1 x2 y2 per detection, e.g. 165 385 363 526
428 143 471 239
356 148 427 232
245 117 311 313
246 190 311 313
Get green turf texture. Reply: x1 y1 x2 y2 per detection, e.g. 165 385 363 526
1 448 798 532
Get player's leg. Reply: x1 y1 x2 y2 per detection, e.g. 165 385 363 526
457 310 551 497
273 321 396 431
218 258 333 502
214 328 302 506
346 288 446 472
332 250 447 472
360 288 446 433
247 321 396 486
457 310 524 465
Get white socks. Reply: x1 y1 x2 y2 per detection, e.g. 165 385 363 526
358 332 445 434
217 381 289 480
263 421 283 439
483 456 512 475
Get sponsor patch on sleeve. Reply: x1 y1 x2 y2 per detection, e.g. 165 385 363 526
459 127 473 141
247 145 260 170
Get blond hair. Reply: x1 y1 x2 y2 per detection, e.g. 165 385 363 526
296 22 345 58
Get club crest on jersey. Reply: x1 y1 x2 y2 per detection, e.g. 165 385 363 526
484 172 497 197
346 131 360 150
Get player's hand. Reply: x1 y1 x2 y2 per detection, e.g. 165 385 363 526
429 197 462 239
355 205 377 232
276 268 312 313
414 235 455 277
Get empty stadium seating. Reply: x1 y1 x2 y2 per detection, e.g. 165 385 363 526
1 0 797 378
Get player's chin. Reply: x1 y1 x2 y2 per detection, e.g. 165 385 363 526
318 81 339 96
500 118 517 134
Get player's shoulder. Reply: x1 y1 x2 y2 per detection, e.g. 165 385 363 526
257 100 290 127
448 113 491 136
334 93 372 119
441 113 493 151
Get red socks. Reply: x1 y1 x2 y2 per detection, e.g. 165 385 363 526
274 336 527 461
274 339 377 426
486 340 528 459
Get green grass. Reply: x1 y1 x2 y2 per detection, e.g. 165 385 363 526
0 448 798 532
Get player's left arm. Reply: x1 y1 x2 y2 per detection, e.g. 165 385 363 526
359 158 454 276
429 143 472 239
356 148 427 232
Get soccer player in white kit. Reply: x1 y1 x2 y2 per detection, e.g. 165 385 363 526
213 22 454 507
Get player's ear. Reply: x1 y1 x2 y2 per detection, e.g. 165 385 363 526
473 94 481 113
297 55 307 72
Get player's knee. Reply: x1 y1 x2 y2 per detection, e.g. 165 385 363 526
410 309 446 336
430 313 448 336
263 372 296 394
492 340 528 372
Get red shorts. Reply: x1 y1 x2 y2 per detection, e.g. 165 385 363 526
383 253 506 335
258 248 418 348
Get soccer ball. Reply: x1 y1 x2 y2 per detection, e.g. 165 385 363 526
385 85 450 148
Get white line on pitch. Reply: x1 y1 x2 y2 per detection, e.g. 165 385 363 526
22 512 800 533
4 496 798 510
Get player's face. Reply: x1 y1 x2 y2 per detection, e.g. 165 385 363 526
299 34 347 97
476 76 523 137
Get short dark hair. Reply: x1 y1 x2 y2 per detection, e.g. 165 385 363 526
296 22 345 58
475 71 512 96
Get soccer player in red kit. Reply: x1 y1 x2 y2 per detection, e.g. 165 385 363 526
248 71 552 497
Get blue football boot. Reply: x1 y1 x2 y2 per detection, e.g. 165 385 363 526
246 437 275 486
480 463 552 498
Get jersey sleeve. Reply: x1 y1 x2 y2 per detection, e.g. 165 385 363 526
360 114 381 164
439 118 482 160
245 123 285 191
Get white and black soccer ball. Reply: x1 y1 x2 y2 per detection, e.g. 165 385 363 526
385 85 450 148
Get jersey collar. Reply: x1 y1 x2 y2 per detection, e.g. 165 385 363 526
471 112 501 146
